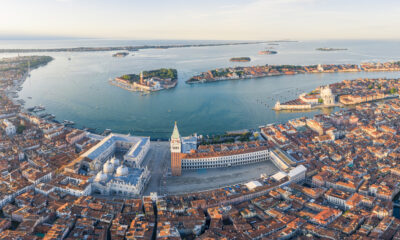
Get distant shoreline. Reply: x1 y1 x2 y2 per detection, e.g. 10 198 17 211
0 41 297 53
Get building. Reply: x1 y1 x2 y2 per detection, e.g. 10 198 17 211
83 133 150 170
287 165 307 183
2 119 15 136
320 85 335 106
181 143 269 170
170 123 271 176
92 157 150 196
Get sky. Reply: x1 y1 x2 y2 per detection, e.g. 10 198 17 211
1 0 399 40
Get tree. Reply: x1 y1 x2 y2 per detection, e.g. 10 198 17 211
17 124 26 134
318 98 323 104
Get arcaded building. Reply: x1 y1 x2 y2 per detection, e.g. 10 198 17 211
170 123 270 176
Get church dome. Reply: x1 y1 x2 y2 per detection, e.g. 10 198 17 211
95 171 108 182
321 86 332 97
116 165 129 177
110 157 120 167
103 160 114 174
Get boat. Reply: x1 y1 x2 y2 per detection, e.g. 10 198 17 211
27 96 32 99
32 105 45 112
63 120 75 126
68 57 71 61
259 50 278 55
38 113 49 118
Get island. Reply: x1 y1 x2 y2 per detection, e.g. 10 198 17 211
230 57 251 62
186 61 400 84
316 47 348 51
274 77 399 111
259 50 278 55
112 52 129 57
0 41 279 53
110 68 178 92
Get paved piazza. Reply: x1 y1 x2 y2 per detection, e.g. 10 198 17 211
142 141 280 195
163 159 279 195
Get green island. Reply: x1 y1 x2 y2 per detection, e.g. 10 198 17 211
111 68 178 92
120 68 177 83
316 47 348 51
230 57 251 62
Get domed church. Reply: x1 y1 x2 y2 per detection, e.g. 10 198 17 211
91 157 149 196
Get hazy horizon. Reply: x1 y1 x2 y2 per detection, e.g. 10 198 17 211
1 0 400 41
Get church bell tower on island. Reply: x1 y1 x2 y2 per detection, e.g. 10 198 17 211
170 121 182 176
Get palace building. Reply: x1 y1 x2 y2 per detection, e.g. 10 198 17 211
170 123 271 176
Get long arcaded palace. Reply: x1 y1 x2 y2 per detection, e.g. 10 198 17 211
170 122 271 176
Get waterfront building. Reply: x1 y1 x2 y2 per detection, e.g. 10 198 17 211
320 85 335 106
274 100 312 110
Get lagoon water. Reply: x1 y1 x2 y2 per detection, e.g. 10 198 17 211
1 39 400 138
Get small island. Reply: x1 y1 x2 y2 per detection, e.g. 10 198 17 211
230 57 251 62
259 50 278 55
112 52 129 57
316 47 348 51
111 68 178 92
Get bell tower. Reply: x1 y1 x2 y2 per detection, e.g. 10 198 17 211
140 71 144 84
170 121 182 176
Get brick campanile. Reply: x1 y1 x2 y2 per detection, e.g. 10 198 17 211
170 121 182 176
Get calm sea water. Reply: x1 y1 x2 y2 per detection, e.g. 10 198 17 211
1 39 400 139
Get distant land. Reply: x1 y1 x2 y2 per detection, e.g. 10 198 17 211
230 57 251 62
0 40 297 53
186 61 400 84
316 47 348 51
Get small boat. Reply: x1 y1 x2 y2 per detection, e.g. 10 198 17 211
27 96 32 99
68 57 71 61
63 120 75 126
47 114 56 120
32 106 45 112
39 113 49 118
